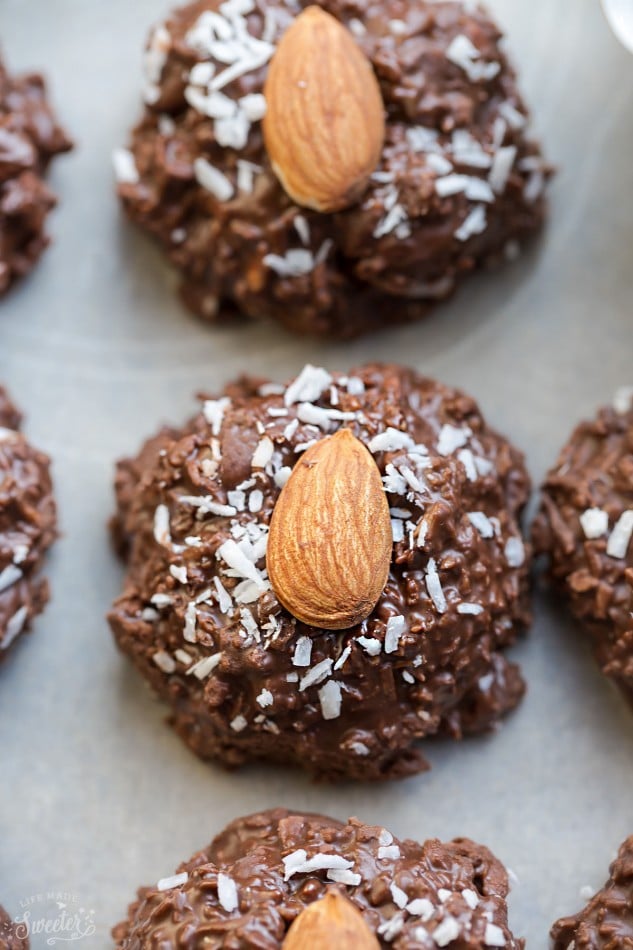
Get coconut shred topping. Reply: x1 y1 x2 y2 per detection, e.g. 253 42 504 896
120 364 529 749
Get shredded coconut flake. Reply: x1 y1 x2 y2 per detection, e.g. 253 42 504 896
251 436 274 468
263 248 315 278
467 511 495 539
170 564 188 584
256 688 273 709
328 868 362 886
484 923 506 947
284 365 332 406
217 873 239 912
299 658 333 691
504 536 525 567
489 145 517 194
333 645 352 671
292 636 312 667
283 850 354 881
203 397 231 435
426 558 448 613
580 508 609 540
436 174 494 202
183 601 198 642
190 653 223 679
153 650 176 674
179 495 237 517
0 564 22 594
369 428 415 454
457 603 484 615
437 424 471 456
446 33 500 83
378 913 405 941
349 741 370 756
407 898 435 920
457 448 478 481
390 883 409 909
213 576 233 613
157 872 188 892
385 615 405 654
407 125 440 152
230 714 248 732
194 157 234 200
153 504 171 547
498 100 526 129
318 680 342 720
217 539 267 588
236 159 262 193
433 916 461 946
462 888 479 909
2 606 28 650
455 205 487 242
607 511 633 559
356 636 382 657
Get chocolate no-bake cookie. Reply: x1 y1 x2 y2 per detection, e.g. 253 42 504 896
0 386 57 658
109 363 531 781
533 390 633 704
551 836 633 949
113 808 523 948
115 0 549 338
0 904 28 950
0 53 71 296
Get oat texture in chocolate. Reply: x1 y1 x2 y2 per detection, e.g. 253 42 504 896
113 808 524 948
0 386 57 658
551 836 633 949
533 390 633 704
115 0 549 338
0 53 71 295
108 363 531 781
0 903 28 949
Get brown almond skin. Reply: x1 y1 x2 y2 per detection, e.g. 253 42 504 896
263 6 386 213
282 891 380 949
267 428 392 630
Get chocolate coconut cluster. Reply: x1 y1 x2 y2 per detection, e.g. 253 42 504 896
551 835 633 949
534 389 633 703
113 808 524 949
0 387 57 658
0 54 71 294
116 0 549 337
109 363 531 781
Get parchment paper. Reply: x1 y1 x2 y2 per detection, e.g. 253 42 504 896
0 0 632 945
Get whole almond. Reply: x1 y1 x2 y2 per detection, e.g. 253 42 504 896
266 428 392 630
263 6 385 213
282 891 380 949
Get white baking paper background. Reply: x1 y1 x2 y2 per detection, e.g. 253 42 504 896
0 0 632 945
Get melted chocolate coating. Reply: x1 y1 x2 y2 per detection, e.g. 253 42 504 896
109 363 531 781
0 387 57 658
117 0 549 338
533 398 633 703
0 54 71 295
113 808 524 948
0 904 28 950
551 836 633 949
